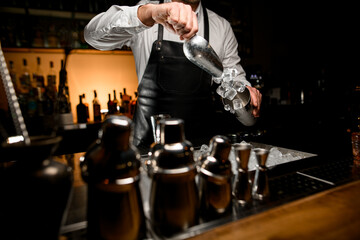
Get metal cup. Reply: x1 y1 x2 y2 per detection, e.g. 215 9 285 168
252 148 270 201
222 87 257 126
150 114 171 143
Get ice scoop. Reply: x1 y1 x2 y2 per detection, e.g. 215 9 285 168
183 35 223 78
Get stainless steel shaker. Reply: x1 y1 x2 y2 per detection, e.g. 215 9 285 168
233 142 252 207
199 135 233 221
81 115 146 240
252 148 270 201
147 118 199 237
222 87 257 126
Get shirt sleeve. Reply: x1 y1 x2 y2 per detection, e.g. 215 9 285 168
84 5 150 50
222 22 250 86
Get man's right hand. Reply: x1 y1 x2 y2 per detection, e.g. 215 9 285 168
138 2 198 40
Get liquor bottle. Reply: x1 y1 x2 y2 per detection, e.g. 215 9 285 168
59 59 70 103
122 88 131 116
107 93 114 115
147 118 199 237
119 92 123 113
130 91 138 118
33 57 45 101
82 93 90 122
47 61 57 95
81 116 146 240
92 90 101 122
112 89 119 113
58 60 71 114
77 95 87 123
44 61 57 114
19 58 31 95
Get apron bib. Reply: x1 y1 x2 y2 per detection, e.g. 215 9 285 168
132 5 216 149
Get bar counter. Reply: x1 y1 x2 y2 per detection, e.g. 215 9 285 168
58 143 360 240
190 179 360 240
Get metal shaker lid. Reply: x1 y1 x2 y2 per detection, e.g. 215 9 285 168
200 135 232 177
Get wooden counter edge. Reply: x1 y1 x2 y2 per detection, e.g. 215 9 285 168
189 179 360 240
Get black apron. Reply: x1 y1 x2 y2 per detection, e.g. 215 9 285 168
132 5 216 149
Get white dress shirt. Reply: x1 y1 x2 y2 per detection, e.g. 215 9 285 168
84 0 250 86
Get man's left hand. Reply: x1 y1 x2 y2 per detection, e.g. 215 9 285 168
247 86 262 117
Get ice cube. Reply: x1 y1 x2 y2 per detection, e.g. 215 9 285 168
224 104 231 111
233 98 243 110
221 81 232 91
216 85 227 98
223 74 232 83
232 68 239 77
212 76 222 84
233 80 246 92
225 88 237 100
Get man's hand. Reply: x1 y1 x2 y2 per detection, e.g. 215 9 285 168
247 86 262 117
138 2 198 40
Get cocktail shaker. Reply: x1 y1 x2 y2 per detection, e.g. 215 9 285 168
147 118 199 237
0 136 73 240
199 135 233 221
81 115 146 240
222 87 257 126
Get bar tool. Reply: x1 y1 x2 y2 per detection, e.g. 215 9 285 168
183 35 223 78
233 142 252 206
150 113 171 144
147 118 199 237
252 148 270 201
81 116 146 240
222 87 257 126
199 135 233 221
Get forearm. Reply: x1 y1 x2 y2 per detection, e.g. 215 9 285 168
84 5 149 50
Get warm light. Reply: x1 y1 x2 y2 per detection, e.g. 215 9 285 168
6 135 24 144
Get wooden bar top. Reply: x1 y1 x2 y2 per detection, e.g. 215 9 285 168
190 179 360 240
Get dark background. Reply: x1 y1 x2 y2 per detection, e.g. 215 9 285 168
0 0 358 157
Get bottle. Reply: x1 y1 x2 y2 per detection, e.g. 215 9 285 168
130 91 138 118
76 95 87 123
122 88 131 116
147 118 199 237
92 90 101 122
59 59 70 103
44 61 57 115
82 93 90 122
47 61 57 96
199 135 233 221
19 58 31 95
58 60 71 114
81 116 146 240
107 93 114 115
119 92 123 113
33 57 45 90
112 89 119 113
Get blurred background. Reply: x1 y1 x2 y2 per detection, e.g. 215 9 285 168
0 0 357 156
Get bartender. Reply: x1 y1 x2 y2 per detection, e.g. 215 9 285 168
84 0 262 148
